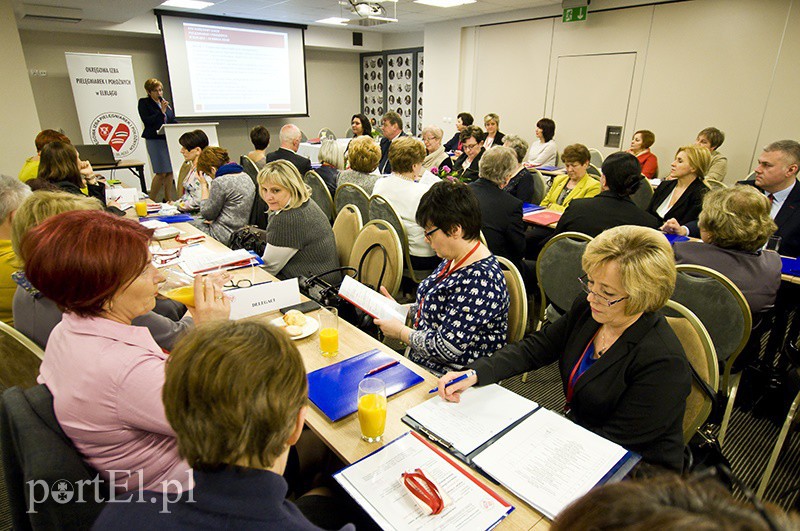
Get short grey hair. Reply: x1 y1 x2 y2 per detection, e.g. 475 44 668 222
479 146 517 186
764 140 800 170
279 124 301 144
502 134 529 163
0 175 32 221
421 125 443 141
318 139 344 169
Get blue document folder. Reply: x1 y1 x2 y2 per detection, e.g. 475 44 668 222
522 202 543 214
781 256 800 275
139 213 195 223
307 349 424 422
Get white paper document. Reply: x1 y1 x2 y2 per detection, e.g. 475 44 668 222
335 432 513 531
338 275 409 322
180 248 256 275
405 385 538 456
472 409 629 519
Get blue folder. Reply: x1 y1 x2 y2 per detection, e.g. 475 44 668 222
307 349 424 422
781 257 800 276
139 213 195 223
522 202 543 214
664 233 690 245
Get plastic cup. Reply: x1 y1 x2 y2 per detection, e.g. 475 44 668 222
319 307 339 357
159 269 195 307
135 201 148 217
358 378 387 443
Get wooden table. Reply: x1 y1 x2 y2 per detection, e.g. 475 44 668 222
158 222 546 530
95 159 147 193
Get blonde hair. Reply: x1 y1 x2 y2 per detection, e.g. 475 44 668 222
347 136 381 173
582 225 676 315
388 136 426 174
144 78 162 93
421 125 443 141
12 191 103 261
676 145 711 179
484 113 500 127
319 139 344 169
699 186 777 252
257 160 310 210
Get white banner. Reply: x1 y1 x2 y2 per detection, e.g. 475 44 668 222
65 52 150 185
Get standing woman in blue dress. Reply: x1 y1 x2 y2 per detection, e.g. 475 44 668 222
138 78 177 201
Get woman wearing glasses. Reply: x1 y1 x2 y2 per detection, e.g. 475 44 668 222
437 225 691 471
446 125 485 183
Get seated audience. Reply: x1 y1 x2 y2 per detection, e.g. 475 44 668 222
18 129 70 183
316 139 343 198
647 145 710 226
525 118 557 166
337 136 381 195
482 113 505 149
421 125 450 172
551 473 800 531
267 124 312 177
0 176 31 326
628 129 658 179
12 191 194 351
501 134 541 203
375 181 509 375
439 226 691 470
696 126 727 182
470 147 525 268
246 125 271 169
540 143 601 213
449 125 485 183
372 137 440 270
259 160 340 282
554 151 659 237
674 186 781 314
32 141 105 202
27 210 229 492
94 320 358 530
443 112 473 153
192 146 255 246
378 111 406 174
174 129 209 212
350 113 372 138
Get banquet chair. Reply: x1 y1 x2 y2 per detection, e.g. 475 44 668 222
530 168 546 204
239 155 259 185
349 220 404 298
368 195 433 285
318 128 336 141
332 204 363 268
335 183 370 224
304 170 335 223
757 366 800 499
497 256 528 344
589 148 604 168
705 178 728 190
630 176 654 210
662 300 719 444
0 322 43 393
587 164 601 177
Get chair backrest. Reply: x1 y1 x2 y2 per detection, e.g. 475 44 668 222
0 322 44 393
536 232 593 325
319 128 337 141
0 385 107 530
335 183 370 224
671 264 752 367
745 171 756 182
587 163 601 177
705 178 728 190
496 256 528 343
630 176 654 210
239 155 260 185
299 129 308 143
530 168 546 204
663 300 720 444
304 170 335 223
349 220 404 297
332 204 363 268
589 148 604 168
369 195 432 284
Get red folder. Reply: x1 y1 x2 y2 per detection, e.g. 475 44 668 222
523 210 562 226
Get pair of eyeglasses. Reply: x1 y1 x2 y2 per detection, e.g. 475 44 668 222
424 227 440 240
578 274 628 307
152 247 181 265
223 264 257 289
462 142 479 151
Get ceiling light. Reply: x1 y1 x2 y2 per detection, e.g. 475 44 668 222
414 0 476 7
316 16 350 25
160 0 214 9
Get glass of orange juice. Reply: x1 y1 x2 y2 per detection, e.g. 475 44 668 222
319 307 339 357
135 200 148 217
159 269 195 307
358 378 387 443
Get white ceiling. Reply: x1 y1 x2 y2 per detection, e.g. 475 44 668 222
14 0 560 34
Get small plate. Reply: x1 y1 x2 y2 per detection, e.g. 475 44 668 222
270 315 319 340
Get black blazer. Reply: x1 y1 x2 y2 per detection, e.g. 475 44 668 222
469 178 525 268
451 148 484 184
554 191 660 238
485 131 505 148
443 132 460 152
470 297 691 470
647 177 708 225
266 147 312 177
378 131 407 174
137 97 176 139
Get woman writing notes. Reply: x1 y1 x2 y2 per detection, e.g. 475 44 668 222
449 126 485 183
137 78 177 201
438 226 691 470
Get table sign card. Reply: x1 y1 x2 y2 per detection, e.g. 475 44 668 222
226 278 300 320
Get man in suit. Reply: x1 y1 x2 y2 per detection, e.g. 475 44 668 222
378 111 405 174
266 124 312 177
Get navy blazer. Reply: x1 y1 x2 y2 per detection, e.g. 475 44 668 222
647 177 708 225
554 191 660 238
443 132 460 152
471 297 691 470
266 147 312 178
137 97 176 139
378 131 407 174
469 178 525 268
451 148 484 183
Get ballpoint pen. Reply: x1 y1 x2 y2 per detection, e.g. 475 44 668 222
428 370 476 394
364 360 399 378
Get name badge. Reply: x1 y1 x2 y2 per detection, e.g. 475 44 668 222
227 278 301 320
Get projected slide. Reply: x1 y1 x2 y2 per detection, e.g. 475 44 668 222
159 13 308 118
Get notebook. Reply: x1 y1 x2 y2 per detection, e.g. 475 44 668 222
523 209 562 226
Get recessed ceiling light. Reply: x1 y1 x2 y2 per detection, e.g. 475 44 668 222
414 0 476 7
160 0 214 9
316 16 350 25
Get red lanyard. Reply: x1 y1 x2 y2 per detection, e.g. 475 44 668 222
565 330 599 406
414 241 481 328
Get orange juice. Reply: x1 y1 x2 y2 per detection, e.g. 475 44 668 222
319 327 339 357
135 201 148 217
357 393 387 440
164 285 195 307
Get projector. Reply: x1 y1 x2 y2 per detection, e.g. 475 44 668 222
346 1 385 18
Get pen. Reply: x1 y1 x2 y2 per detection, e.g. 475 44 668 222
428 370 475 394
364 360 399 378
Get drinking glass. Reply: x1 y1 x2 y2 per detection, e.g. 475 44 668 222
358 378 387 443
135 200 148 217
159 269 195 307
319 307 339 357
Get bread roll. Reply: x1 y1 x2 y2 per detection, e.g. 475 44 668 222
283 310 307 327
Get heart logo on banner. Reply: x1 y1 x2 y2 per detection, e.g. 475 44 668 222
108 123 130 152
97 123 113 141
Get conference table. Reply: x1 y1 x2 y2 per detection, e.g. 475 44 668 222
95 160 148 193
154 221 547 530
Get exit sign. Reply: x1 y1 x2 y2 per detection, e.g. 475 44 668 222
563 6 587 22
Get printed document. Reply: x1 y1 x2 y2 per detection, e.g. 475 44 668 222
338 275 409 322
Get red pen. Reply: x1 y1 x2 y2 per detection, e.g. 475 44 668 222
364 360 399 378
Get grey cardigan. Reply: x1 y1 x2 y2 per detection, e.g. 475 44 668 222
198 171 255 246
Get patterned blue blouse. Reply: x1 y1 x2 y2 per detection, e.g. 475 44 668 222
408 255 509 374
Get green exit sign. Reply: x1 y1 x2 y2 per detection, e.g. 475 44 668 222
563 6 588 22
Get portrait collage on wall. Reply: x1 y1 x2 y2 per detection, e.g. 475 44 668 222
361 48 423 136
